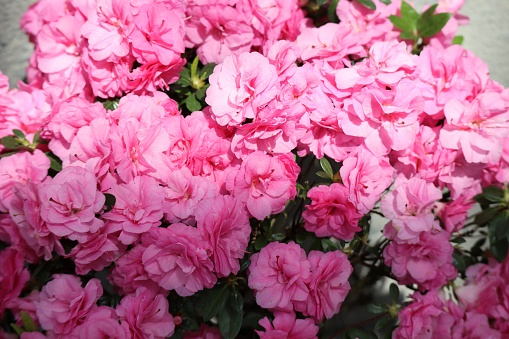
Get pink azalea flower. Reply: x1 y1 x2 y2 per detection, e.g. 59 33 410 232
116 287 175 339
0 149 50 212
103 175 164 245
183 324 222 339
196 195 251 277
383 227 457 291
295 250 353 322
141 224 216 297
340 147 394 214
380 177 442 242
248 241 311 311
69 306 131 339
226 151 299 220
36 274 103 336
206 52 280 127
0 248 30 317
38 166 105 242
256 311 318 339
303 183 362 241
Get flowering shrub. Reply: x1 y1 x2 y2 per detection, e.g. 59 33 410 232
1 0 509 338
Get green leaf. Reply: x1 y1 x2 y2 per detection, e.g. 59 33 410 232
20 311 37 332
453 251 466 272
195 86 207 100
478 186 505 203
319 157 334 179
452 35 464 45
389 15 416 34
10 324 24 336
178 68 193 87
400 1 420 22
489 213 509 241
1 135 22 150
217 288 243 339
32 130 41 144
451 237 466 244
491 237 509 263
185 93 202 112
242 312 265 329
316 171 331 179
474 206 504 227
357 0 376 10
103 193 116 213
190 56 200 78
420 3 438 21
102 99 119 111
45 152 62 172
367 303 386 314
389 283 400 302
13 129 26 139
419 13 452 38
380 0 392 4
399 31 417 40
201 284 229 321
375 316 394 332
272 233 286 241
316 0 328 6
199 63 216 79
327 0 340 23
321 238 339 252
239 258 251 273
254 237 268 251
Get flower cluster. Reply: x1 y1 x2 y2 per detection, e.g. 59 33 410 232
1 0 509 337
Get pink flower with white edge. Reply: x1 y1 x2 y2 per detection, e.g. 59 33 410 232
196 195 251 277
383 227 457 291
340 147 394 214
303 183 362 241
116 287 175 339
206 52 279 127
226 151 299 220
0 149 50 213
256 311 318 339
36 274 103 337
38 166 105 242
103 175 164 245
248 241 311 311
141 224 216 297
381 177 442 242
295 250 352 323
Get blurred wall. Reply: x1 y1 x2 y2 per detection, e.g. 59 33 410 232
1 0 508 87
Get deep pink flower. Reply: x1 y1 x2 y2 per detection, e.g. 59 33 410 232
69 306 131 339
103 175 164 245
116 287 175 339
206 52 279 127
384 227 457 291
196 195 251 277
36 274 103 336
226 151 299 220
248 241 311 311
38 166 105 242
303 183 362 241
142 224 216 297
0 248 30 317
295 250 352 322
183 324 222 339
256 311 318 339
340 147 394 214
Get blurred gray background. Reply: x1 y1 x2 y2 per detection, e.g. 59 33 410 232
1 0 508 87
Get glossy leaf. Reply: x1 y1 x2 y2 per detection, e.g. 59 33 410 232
389 283 399 302
217 288 243 339
419 12 452 37
201 284 229 321
357 0 376 10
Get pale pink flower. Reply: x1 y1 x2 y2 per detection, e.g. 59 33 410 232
226 151 299 220
206 52 279 127
161 167 217 225
384 227 457 291
295 250 352 322
196 195 251 277
185 3 253 64
303 183 362 241
380 177 442 242
36 275 103 336
38 166 105 242
103 175 164 244
69 306 131 339
0 248 30 317
248 241 311 311
141 224 216 297
0 150 50 212
116 287 175 339
256 311 318 339
340 148 394 214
